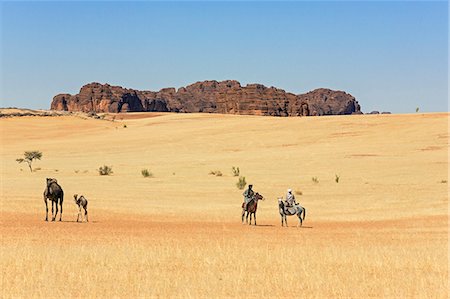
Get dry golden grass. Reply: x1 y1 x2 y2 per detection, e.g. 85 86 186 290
1 111 448 298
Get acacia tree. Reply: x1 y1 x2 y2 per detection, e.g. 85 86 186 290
16 151 42 172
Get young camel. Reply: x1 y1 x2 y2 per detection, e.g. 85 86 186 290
74 194 88 222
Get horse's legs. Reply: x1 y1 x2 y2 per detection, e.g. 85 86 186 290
44 198 48 221
241 209 245 224
285 215 288 227
280 214 284 226
254 212 257 226
246 212 249 224
297 213 302 227
85 207 88 222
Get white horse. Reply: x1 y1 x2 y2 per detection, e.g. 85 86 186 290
278 198 306 227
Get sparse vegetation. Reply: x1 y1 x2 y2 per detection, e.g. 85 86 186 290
295 190 303 195
141 169 153 178
74 170 79 173
232 166 240 177
236 176 247 189
335 174 340 183
440 180 447 184
312 177 319 183
209 170 222 176
16 151 42 172
98 165 113 176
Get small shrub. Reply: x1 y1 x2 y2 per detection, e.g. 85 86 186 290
209 170 222 176
74 170 79 173
335 174 340 183
98 165 113 176
123 124 127 128
416 107 419 113
312 177 319 183
236 176 247 189
141 169 153 178
295 190 303 195
232 166 240 177
441 180 447 184
54 169 59 172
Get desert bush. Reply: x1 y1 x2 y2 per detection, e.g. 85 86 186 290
335 174 340 183
295 190 303 195
74 170 79 174
98 165 113 176
209 170 222 176
123 124 127 128
16 150 42 172
231 166 240 177
312 177 319 184
236 176 247 189
141 169 153 178
440 180 447 184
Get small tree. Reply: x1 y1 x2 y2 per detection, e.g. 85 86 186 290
335 174 340 183
236 176 247 189
416 107 419 113
232 166 240 177
16 151 42 172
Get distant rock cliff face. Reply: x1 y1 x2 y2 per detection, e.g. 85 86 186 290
51 80 361 116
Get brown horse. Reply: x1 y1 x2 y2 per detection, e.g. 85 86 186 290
241 192 264 225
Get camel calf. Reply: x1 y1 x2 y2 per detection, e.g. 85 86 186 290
74 194 88 222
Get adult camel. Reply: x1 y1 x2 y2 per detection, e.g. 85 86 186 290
241 193 264 225
43 178 64 221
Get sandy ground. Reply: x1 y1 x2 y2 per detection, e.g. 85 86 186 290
1 111 448 298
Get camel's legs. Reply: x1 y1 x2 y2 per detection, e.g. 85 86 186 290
51 201 55 221
44 198 48 221
77 205 81 222
59 200 62 221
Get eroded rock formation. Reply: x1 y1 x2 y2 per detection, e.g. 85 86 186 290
51 80 362 116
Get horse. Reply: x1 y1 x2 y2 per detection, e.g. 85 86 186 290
43 178 64 221
241 192 264 225
278 198 306 227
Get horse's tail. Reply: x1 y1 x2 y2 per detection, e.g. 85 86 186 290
302 207 306 220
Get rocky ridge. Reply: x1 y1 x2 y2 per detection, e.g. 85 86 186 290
51 80 362 116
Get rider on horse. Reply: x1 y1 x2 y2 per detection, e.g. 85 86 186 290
285 188 297 207
243 184 255 211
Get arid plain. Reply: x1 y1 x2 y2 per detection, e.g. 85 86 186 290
1 111 448 298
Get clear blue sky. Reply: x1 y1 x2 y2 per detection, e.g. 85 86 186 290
1 1 448 113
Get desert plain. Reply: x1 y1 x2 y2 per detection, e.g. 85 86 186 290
0 110 448 298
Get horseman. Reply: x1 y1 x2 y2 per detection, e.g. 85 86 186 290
285 188 297 207
242 184 255 211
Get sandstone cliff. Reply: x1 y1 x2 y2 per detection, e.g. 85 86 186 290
51 80 361 116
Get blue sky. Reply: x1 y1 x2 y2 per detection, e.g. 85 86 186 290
1 1 448 113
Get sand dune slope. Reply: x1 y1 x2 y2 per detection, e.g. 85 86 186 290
1 112 448 298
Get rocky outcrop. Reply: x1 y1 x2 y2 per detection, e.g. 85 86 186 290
51 80 362 116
